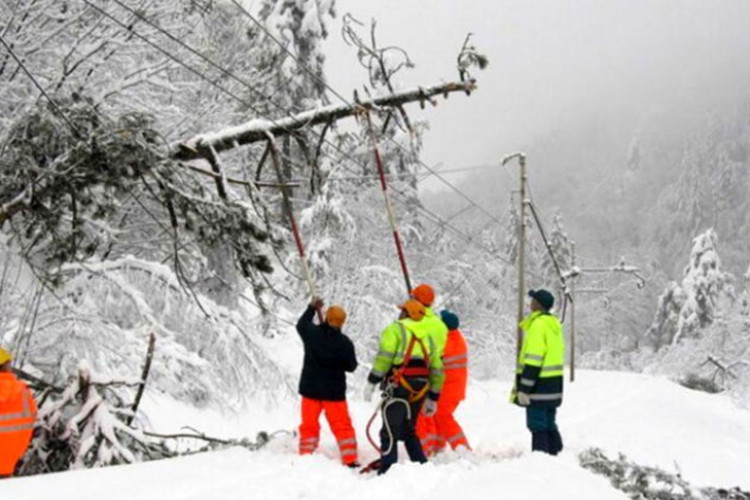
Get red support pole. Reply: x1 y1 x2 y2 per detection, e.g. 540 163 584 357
266 132 324 322
363 110 413 295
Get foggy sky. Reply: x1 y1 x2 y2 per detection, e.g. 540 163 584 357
323 0 750 193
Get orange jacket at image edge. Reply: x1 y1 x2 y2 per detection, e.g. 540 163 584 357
0 372 37 475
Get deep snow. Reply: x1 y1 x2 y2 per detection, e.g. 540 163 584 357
2 369 750 500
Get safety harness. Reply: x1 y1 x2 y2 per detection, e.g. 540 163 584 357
391 324 431 402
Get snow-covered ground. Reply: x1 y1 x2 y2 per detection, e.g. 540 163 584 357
2 368 750 500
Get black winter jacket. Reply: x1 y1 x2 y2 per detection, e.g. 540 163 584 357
297 306 358 401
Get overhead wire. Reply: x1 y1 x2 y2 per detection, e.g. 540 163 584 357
0 33 82 137
89 0 520 279
226 0 504 226
0 8 305 335
7 1 557 339
62 1 538 312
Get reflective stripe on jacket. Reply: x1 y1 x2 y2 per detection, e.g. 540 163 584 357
513 311 564 407
442 329 468 401
368 318 445 399
0 372 37 475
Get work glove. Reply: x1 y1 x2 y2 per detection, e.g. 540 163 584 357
310 296 324 310
517 392 531 407
363 382 377 402
422 398 437 417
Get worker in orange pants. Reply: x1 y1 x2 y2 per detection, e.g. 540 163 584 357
1 347 37 478
417 310 469 454
296 297 359 466
299 398 358 464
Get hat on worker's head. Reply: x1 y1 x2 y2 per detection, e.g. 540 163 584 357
0 346 12 366
410 284 435 307
528 289 555 311
440 310 460 330
400 299 426 321
325 305 347 329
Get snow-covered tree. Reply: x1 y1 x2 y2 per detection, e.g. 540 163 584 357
646 229 733 347
539 211 573 293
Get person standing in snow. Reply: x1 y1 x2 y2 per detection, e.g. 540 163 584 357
431 310 470 453
297 297 359 467
511 289 565 455
410 283 448 456
363 299 444 475
0 347 37 478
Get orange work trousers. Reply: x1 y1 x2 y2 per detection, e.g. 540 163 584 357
416 397 469 455
299 397 358 465
416 413 440 456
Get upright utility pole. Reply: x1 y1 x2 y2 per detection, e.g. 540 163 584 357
502 152 527 358
570 241 576 382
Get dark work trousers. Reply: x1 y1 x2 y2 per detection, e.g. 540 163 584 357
379 378 428 474
526 406 563 455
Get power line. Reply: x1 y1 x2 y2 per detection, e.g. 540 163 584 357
0 33 82 137
226 2 504 226
83 2 526 291
228 0 351 104
93 1 506 265
100 0 290 119
1 10 315 334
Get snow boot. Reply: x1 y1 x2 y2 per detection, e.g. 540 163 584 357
359 458 381 474
548 430 563 455
531 432 551 454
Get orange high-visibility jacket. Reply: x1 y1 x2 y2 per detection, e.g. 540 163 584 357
0 372 37 476
441 329 468 401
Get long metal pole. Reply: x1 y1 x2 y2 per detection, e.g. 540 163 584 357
266 133 324 322
364 110 412 295
570 241 576 382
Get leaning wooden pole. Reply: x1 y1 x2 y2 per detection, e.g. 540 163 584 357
266 132 323 322
363 110 412 295
173 80 476 162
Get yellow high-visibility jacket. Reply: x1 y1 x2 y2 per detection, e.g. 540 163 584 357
511 311 564 407
367 317 445 400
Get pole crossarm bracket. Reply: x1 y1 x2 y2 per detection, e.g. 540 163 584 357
171 80 477 162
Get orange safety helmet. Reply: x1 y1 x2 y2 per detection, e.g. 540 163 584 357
325 306 347 329
400 299 426 321
411 284 435 306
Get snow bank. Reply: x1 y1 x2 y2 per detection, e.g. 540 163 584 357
2 370 750 499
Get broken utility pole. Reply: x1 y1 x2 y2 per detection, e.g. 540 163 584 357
171 80 476 162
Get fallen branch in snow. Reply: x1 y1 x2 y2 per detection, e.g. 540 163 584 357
143 429 232 446
579 448 750 499
13 367 64 393
702 355 739 381
141 428 293 451
171 80 477 161
21 361 172 475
